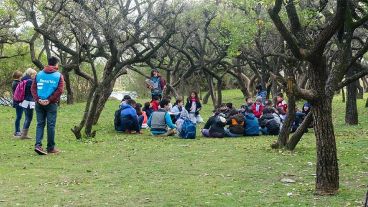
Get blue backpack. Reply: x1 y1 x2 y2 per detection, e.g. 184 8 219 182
179 119 196 139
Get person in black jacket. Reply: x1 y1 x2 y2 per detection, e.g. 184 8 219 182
201 113 227 138
185 91 202 124
259 108 280 135
224 110 245 137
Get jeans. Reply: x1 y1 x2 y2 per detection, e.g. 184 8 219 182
120 117 140 132
35 103 58 150
23 108 34 129
224 128 242 137
138 115 144 130
14 104 23 133
260 127 269 135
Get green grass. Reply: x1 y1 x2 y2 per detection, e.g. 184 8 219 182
0 90 367 206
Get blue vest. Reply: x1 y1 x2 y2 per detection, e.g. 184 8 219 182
36 71 61 100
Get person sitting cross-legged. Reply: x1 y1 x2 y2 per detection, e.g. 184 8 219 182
225 110 245 137
147 98 176 136
120 99 141 134
259 107 280 135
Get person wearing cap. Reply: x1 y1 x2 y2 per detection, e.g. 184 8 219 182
146 68 166 100
201 113 227 138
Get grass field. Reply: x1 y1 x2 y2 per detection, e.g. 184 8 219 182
0 90 367 206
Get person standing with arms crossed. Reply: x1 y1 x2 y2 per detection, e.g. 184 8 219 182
31 57 64 155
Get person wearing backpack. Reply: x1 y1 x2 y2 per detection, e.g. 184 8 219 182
31 57 64 155
176 108 196 139
225 110 245 137
11 70 24 137
17 68 37 139
147 98 176 136
259 108 280 135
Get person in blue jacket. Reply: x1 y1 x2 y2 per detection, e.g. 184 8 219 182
120 99 141 133
255 84 267 104
147 98 176 136
244 107 260 136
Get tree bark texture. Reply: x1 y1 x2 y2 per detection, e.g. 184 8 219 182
274 94 296 148
62 70 74 105
345 78 358 125
286 112 313 151
313 97 339 194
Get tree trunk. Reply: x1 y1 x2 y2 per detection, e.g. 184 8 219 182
342 87 345 103
272 92 296 149
216 79 223 108
366 97 368 108
286 112 313 151
203 90 211 104
207 76 217 109
345 78 358 125
356 81 364 99
93 78 117 125
62 70 74 105
361 77 368 92
364 190 368 207
71 85 96 139
313 97 339 195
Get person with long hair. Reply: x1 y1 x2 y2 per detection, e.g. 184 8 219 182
146 68 166 100
11 70 24 137
19 68 37 139
185 91 203 124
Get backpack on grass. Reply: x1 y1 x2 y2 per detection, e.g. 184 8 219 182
13 80 27 102
179 118 196 139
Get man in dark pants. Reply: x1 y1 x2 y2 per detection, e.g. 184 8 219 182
31 56 64 155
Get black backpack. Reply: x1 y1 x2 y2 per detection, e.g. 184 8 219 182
114 108 122 131
267 119 280 135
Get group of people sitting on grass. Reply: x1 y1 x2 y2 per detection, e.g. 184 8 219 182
114 80 312 138
114 90 203 137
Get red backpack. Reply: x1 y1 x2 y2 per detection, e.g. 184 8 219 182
13 80 27 102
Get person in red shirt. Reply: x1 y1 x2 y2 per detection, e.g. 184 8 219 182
150 95 160 111
276 92 288 113
251 96 264 119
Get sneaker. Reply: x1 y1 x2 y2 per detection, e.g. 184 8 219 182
13 132 22 138
47 148 60 154
34 146 47 155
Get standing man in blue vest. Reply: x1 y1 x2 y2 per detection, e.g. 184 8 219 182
31 56 64 155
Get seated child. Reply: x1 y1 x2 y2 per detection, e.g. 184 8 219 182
244 107 260 136
171 98 184 123
276 93 288 113
150 95 160 111
225 110 245 137
259 108 280 135
201 113 227 138
135 103 145 129
120 99 141 134
147 98 176 136
143 102 153 119
251 96 264 118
